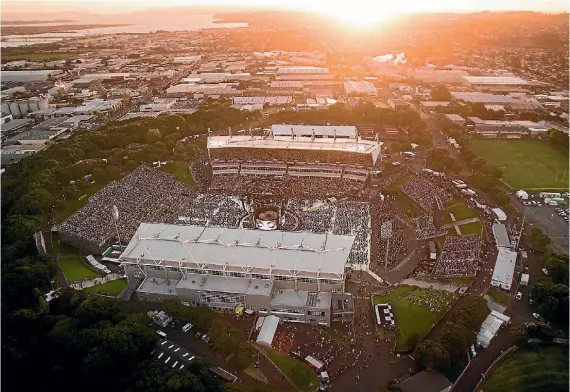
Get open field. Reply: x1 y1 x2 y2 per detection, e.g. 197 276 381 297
374 286 454 350
397 193 425 217
261 347 319 392
159 162 194 185
84 279 127 296
59 257 102 282
447 221 483 236
2 52 78 63
487 288 509 305
470 139 568 190
443 202 477 223
482 346 569 392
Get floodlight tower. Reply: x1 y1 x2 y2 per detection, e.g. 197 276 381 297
380 220 393 275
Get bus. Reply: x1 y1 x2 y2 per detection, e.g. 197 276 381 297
539 192 561 199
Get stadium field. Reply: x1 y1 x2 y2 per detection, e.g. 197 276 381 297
470 139 568 190
482 346 569 392
84 279 127 296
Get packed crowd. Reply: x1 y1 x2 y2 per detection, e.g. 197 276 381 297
401 177 452 211
413 215 446 240
57 165 195 253
434 235 482 278
209 147 373 167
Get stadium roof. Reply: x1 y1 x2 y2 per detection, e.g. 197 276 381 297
207 135 382 161
491 248 517 290
121 223 354 277
451 92 518 103
462 76 530 85
272 124 357 138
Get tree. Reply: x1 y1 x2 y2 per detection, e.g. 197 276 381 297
414 340 450 372
145 128 162 144
529 228 552 252
440 322 475 362
470 158 486 170
431 85 452 101
511 325 528 345
543 253 569 285
406 332 421 349
537 296 559 320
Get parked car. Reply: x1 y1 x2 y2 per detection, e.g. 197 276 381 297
201 334 210 343
532 313 540 320
516 292 522 300
542 268 549 275
182 323 193 332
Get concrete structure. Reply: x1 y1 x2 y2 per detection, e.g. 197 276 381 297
121 223 356 326
256 315 279 348
491 248 517 291
477 310 510 348
1 70 63 82
1 98 49 118
399 370 452 392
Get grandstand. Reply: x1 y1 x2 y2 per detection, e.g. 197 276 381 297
120 223 354 325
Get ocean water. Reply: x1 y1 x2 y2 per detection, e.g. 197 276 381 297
2 14 248 47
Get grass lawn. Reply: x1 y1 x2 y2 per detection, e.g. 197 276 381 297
59 257 102 282
261 347 319 392
84 279 127 296
55 182 106 223
244 366 268 384
2 52 77 63
159 162 194 185
487 288 510 305
460 221 483 235
443 203 477 223
373 285 415 303
470 139 568 190
482 346 569 392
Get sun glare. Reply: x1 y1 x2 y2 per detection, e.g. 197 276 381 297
323 6 399 28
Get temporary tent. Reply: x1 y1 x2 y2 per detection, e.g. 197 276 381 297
492 208 507 222
516 190 529 200
256 315 279 348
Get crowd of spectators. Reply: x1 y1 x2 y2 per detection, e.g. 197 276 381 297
57 165 195 253
401 177 452 210
406 288 454 313
434 235 482 278
413 215 446 240
209 147 373 167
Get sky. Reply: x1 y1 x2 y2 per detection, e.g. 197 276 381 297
2 0 568 22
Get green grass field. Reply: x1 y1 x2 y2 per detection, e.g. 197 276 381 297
397 194 425 217
84 279 127 296
374 286 454 350
487 288 509 305
2 52 77 63
482 347 569 392
261 348 319 392
443 203 477 223
447 221 483 236
59 257 102 282
470 139 568 190
159 162 194 184
244 366 268 383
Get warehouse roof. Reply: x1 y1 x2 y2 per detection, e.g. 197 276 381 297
492 223 511 248
121 223 354 276
277 66 329 74
451 92 518 103
491 248 517 289
462 76 529 85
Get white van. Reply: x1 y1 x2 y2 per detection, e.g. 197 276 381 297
182 323 193 332
156 330 167 338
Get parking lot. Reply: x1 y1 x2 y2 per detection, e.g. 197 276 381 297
511 195 569 254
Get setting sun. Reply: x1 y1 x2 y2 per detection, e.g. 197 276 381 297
323 6 398 28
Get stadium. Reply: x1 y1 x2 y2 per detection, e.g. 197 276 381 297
54 124 387 325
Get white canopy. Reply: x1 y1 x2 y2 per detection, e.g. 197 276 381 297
516 190 529 200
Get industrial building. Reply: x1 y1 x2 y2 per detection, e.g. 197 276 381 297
466 117 550 138
1 144 46 166
451 92 518 104
343 81 377 96
490 247 517 291
461 76 531 92
120 223 356 326
1 70 63 82
277 66 329 74
413 69 470 84
173 55 202 64
232 96 292 106
140 98 178 112
5 117 72 145
1 98 49 118
166 83 237 97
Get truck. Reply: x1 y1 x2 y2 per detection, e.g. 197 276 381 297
305 355 324 371
520 273 529 287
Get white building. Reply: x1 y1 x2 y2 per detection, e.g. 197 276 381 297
173 56 202 64
256 315 279 348
1 70 63 82
477 310 510 348
343 81 377 96
140 98 177 112
491 248 517 291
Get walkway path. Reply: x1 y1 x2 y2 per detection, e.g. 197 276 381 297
366 269 384 284
401 278 461 293
440 217 480 229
